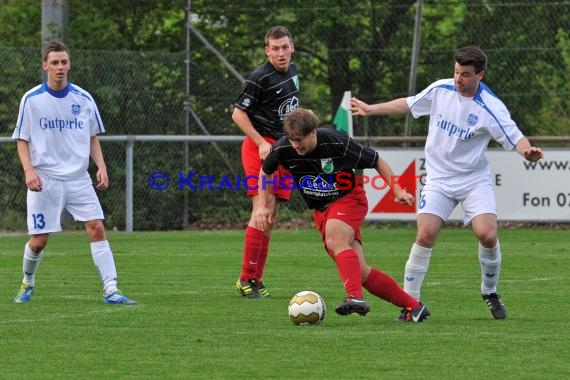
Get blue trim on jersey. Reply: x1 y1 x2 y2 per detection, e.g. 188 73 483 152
408 83 456 109
44 82 70 98
477 82 499 99
69 84 93 101
473 83 517 148
26 85 47 99
95 114 104 134
15 85 47 140
438 83 456 92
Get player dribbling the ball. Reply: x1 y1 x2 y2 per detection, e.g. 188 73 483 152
254 108 430 322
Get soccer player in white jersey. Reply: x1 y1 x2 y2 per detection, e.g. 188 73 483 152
351 46 543 320
12 41 136 305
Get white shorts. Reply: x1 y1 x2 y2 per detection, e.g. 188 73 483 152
27 172 104 235
418 175 496 225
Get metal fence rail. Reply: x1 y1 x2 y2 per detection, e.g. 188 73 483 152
2 135 568 232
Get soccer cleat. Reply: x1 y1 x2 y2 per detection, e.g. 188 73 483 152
257 282 272 298
235 278 261 299
482 293 507 319
14 283 34 303
335 297 370 316
402 302 430 323
104 291 137 305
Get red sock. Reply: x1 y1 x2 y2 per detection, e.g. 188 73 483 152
335 249 363 299
240 226 268 281
255 234 270 282
363 268 420 309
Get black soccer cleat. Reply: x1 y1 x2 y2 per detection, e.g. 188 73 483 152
335 297 370 316
482 293 507 319
235 278 262 299
257 282 272 298
401 302 430 323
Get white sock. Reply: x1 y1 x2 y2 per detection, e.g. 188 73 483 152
479 240 501 294
22 243 44 287
90 240 119 295
404 243 432 300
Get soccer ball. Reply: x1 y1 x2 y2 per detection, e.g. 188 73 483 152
288 291 326 325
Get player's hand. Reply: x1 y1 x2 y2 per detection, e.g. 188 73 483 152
24 170 43 192
96 168 109 190
258 141 272 160
253 206 273 232
351 97 370 116
394 189 415 205
523 147 544 162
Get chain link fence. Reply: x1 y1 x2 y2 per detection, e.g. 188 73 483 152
1 2 569 231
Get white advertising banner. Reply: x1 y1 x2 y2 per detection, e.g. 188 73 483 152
364 149 570 222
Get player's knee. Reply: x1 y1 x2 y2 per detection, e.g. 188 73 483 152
29 238 48 253
478 234 497 248
85 220 106 241
324 236 345 253
474 226 497 248
415 231 436 248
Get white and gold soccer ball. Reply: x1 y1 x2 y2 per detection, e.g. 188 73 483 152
288 291 326 325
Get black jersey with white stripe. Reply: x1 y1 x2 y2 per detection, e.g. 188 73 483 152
262 128 379 210
234 61 300 139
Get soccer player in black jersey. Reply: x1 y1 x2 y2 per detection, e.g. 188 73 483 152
232 26 300 299
254 108 430 322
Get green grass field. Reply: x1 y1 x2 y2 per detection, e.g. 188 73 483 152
1 227 568 379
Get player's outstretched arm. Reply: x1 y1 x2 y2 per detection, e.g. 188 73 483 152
515 137 544 162
351 97 410 117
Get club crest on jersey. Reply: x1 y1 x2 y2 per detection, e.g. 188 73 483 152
321 158 334 174
467 113 478 126
71 104 81 116
241 98 251 108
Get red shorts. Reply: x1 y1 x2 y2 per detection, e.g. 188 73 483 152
242 136 293 201
313 186 368 246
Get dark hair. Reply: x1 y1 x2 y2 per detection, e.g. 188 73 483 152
42 41 70 62
284 108 319 137
454 46 487 73
265 26 292 46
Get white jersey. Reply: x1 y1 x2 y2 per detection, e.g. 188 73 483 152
407 78 524 182
13 82 104 181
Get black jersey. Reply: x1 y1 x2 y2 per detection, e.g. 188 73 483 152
262 128 379 210
234 61 300 139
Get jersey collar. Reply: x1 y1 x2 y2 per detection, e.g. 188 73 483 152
43 82 70 98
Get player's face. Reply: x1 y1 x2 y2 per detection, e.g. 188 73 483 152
43 51 70 90
288 130 317 156
266 36 294 72
454 62 484 97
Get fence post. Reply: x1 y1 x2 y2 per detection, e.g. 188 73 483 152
126 136 134 232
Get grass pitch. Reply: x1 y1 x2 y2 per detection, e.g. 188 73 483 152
0 227 568 379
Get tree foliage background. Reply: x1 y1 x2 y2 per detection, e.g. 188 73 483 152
0 0 568 230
